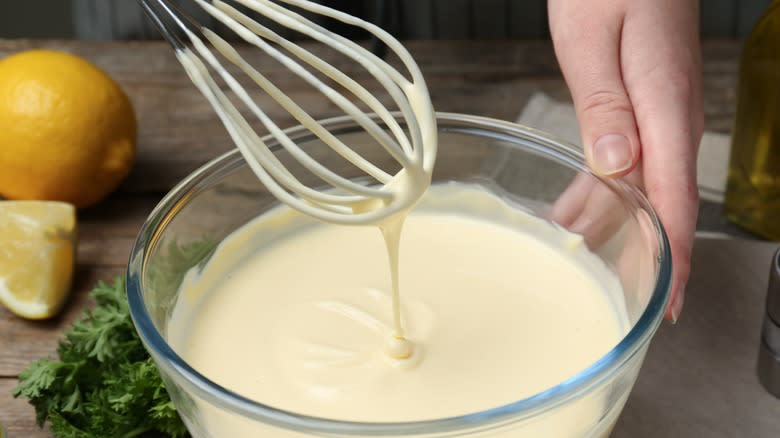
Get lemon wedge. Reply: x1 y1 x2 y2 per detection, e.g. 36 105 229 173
0 201 77 319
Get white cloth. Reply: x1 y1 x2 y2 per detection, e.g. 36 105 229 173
517 92 729 203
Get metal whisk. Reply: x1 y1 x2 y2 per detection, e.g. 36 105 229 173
138 0 437 224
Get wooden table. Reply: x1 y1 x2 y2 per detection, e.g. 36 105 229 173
0 39 765 437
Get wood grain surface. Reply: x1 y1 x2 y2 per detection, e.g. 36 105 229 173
0 39 766 437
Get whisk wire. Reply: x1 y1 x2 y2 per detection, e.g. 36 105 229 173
272 0 431 166
213 0 415 159
194 29 394 199
185 34 382 209
140 0 437 224
233 0 424 161
175 50 351 217
207 0 418 166
197 5 414 175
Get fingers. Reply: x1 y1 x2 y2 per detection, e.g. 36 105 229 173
568 183 629 249
643 123 698 323
568 168 643 249
644 114 699 323
550 0 701 321
549 173 596 228
548 0 641 177
621 0 702 321
551 167 644 251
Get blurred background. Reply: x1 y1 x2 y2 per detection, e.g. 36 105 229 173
0 0 774 40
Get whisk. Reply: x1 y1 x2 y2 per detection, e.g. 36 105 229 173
138 0 437 225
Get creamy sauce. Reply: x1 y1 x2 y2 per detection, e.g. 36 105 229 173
169 184 629 435
174 1 437 358
168 3 628 435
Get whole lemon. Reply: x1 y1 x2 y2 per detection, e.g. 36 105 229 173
0 50 136 208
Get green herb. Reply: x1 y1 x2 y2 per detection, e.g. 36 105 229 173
12 277 188 438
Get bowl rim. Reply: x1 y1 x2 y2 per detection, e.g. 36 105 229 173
127 112 672 435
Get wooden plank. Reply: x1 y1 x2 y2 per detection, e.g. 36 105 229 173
0 378 50 438
0 40 743 196
1 38 740 166
508 0 548 38
0 39 563 78
77 237 138 267
432 0 471 38
700 0 738 38
0 37 741 162
78 195 162 238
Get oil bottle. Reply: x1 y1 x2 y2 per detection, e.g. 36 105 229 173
724 0 780 240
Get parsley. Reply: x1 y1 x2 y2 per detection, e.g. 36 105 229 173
13 277 188 438
13 236 218 437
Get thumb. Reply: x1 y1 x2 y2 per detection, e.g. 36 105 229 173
578 91 641 177
550 2 641 177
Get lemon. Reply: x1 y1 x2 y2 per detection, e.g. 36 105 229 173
0 201 77 319
0 50 136 208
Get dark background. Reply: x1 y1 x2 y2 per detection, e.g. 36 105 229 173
0 0 773 40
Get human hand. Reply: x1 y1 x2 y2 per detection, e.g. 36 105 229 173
548 0 704 322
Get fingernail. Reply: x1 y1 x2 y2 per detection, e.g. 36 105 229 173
591 134 633 175
670 282 686 324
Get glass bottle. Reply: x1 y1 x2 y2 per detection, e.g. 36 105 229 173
724 0 780 240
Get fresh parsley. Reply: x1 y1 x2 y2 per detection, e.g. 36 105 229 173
13 277 188 438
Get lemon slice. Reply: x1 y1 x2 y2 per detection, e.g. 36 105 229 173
0 201 77 319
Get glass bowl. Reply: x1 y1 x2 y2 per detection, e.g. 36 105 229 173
127 113 671 437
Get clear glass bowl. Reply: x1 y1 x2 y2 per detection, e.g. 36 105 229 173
127 113 671 437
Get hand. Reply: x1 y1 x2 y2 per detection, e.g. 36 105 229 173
548 0 704 322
